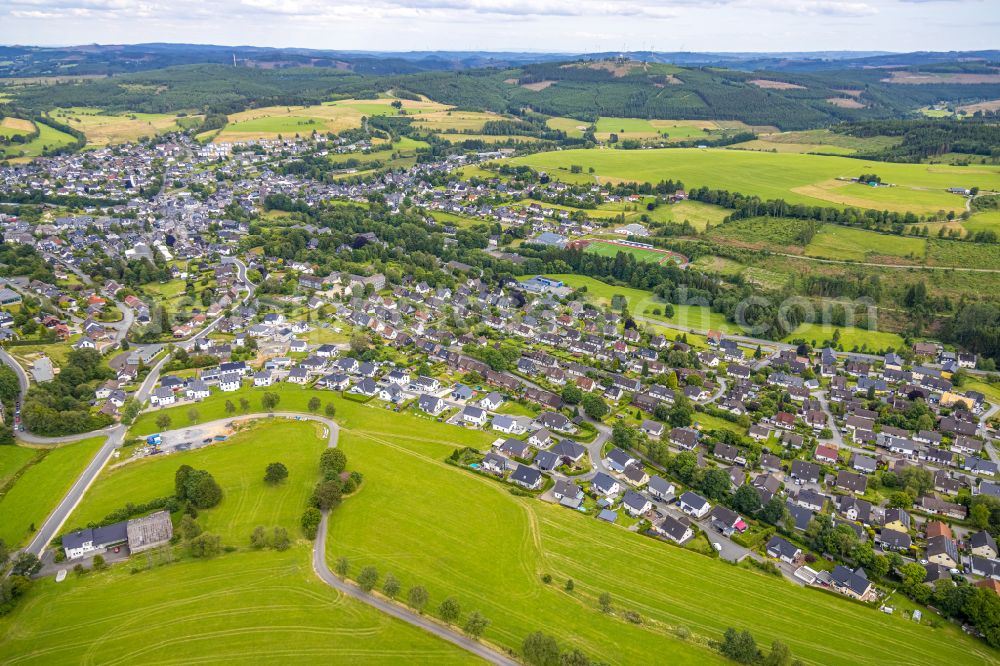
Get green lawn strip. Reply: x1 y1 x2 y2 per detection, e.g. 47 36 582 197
325 416 992 665
0 445 40 489
0 436 105 547
0 547 473 664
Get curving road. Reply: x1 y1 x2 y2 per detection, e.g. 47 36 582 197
126 412 517 665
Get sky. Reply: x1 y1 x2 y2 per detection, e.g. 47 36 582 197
1 0 998 53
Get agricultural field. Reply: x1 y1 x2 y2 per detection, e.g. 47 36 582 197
707 217 813 252
211 98 449 142
0 436 105 548
0 120 77 159
0 548 473 665
47 107 200 146
804 226 926 262
782 323 905 353
729 129 901 156
964 210 1000 235
324 408 992 666
67 420 325 541
0 116 35 138
435 133 541 144
592 117 737 142
505 148 1000 214
410 110 503 133
545 116 590 137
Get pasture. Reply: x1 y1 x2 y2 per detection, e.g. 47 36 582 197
0 437 105 548
213 98 449 142
545 116 590 137
505 148 1000 214
48 107 198 146
0 547 473 665
0 116 34 138
545 274 738 334
730 129 900 156
325 408 994 665
410 110 503 133
804 226 926 262
0 120 77 159
782 323 905 353
67 420 326 542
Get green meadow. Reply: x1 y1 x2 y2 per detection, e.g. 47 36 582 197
782 323 905 352
805 226 927 262
0 121 77 159
505 148 1000 214
66 420 327 541
0 437 105 548
325 408 995 665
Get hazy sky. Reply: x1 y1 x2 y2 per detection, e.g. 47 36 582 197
2 0 998 53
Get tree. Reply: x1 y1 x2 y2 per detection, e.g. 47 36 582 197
11 553 41 577
121 398 141 424
178 514 201 540
271 527 290 551
179 469 223 508
464 611 490 638
438 596 461 623
581 394 608 420
407 585 429 612
261 392 280 411
559 649 591 666
308 397 321 413
900 562 928 589
971 503 991 530
0 538 8 567
239 397 250 413
700 468 732 502
382 573 401 599
561 385 583 405
764 640 792 666
598 591 612 613
335 556 349 577
301 507 322 539
189 533 221 558
357 566 379 592
264 462 289 485
761 497 787 526
720 628 761 664
522 631 560 666
250 526 269 549
225 400 236 415
311 479 343 510
732 485 762 515
564 578 574 592
187 408 200 423
325 402 336 417
155 414 172 430
320 448 348 478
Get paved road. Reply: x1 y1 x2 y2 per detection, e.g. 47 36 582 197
314 515 515 665
145 411 514 665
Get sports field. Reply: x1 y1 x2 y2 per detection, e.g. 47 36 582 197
582 239 687 265
66 420 326 542
0 437 105 548
325 408 995 665
505 148 1000 214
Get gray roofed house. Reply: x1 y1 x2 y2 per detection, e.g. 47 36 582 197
656 515 693 543
877 528 912 551
553 479 583 502
679 490 710 518
549 439 586 463
534 449 561 471
622 489 651 516
510 464 542 490
417 394 446 415
830 565 874 600
785 501 814 531
590 472 620 498
646 475 675 501
766 535 802 563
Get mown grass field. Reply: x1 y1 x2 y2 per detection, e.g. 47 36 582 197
0 437 105 548
782 323 905 352
730 129 901 155
67 420 326 541
805 226 926 262
0 547 474 665
410 110 503 133
505 148 1000 214
584 240 684 265
0 445 39 489
325 408 995 665
545 116 590 137
0 116 34 138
